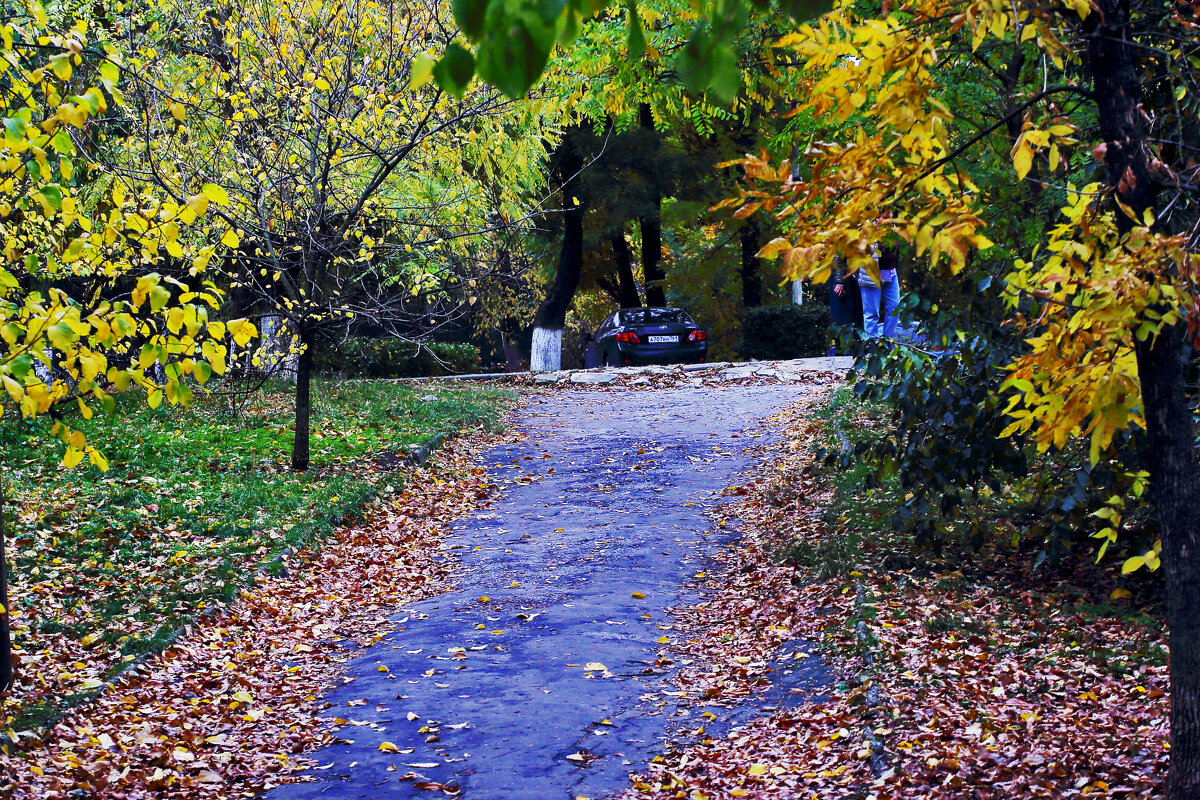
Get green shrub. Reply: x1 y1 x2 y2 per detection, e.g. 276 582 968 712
740 303 832 360
314 337 480 378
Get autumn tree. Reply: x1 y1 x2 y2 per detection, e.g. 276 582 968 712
124 0 543 469
0 5 252 691
727 2 1200 794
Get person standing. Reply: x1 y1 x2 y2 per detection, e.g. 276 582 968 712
830 256 863 352
858 242 900 339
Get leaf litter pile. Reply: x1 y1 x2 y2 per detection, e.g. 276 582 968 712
0 426 522 799
618 394 1168 799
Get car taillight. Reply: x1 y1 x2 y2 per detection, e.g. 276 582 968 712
688 330 707 342
615 331 641 343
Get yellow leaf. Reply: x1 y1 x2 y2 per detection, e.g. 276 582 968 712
50 54 72 80
756 237 792 260
631 592 646 599
149 285 171 312
584 662 606 672
1012 141 1034 180
47 323 76 351
226 318 256 347
221 229 240 249
379 741 400 753
410 53 435 89
748 764 767 776
202 184 229 206
1121 556 1144 574
88 447 108 472
187 194 211 217
232 690 253 703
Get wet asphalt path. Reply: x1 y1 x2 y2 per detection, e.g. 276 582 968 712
268 384 825 800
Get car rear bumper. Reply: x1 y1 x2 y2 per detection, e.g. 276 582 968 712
614 342 707 365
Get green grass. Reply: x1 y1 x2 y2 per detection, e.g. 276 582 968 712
778 387 905 579
812 388 902 534
1 377 514 730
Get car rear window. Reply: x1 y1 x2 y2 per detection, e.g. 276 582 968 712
620 309 692 325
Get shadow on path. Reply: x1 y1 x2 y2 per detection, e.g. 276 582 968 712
267 384 831 800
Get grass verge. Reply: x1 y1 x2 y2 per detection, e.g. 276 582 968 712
1 378 515 732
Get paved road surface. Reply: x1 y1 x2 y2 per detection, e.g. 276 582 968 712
268 384 830 800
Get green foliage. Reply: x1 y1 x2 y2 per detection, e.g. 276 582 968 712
314 339 481 379
837 283 1028 555
740 302 830 360
812 387 904 538
0 12 249 466
826 273 1159 565
440 0 834 100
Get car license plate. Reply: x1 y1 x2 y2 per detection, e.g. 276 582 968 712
647 335 676 344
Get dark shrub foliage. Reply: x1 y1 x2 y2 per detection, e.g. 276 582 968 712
740 303 831 360
825 270 1158 564
314 338 480 378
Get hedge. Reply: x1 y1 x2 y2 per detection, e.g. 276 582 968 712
740 303 832 361
314 338 480 378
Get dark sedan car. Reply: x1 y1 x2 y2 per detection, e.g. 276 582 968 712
584 307 707 367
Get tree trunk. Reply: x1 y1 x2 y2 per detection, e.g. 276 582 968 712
500 327 524 372
638 103 667 307
740 219 763 309
291 330 314 471
1135 328 1200 799
531 143 585 372
995 46 1042 205
0 482 12 695
1086 4 1200 796
611 230 643 308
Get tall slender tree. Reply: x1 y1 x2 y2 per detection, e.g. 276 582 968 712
639 104 668 306
531 136 587 372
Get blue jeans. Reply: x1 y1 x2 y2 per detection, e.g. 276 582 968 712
860 278 900 339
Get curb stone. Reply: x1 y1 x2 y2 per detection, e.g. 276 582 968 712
855 580 891 780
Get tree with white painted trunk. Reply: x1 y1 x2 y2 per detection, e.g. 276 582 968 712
531 135 587 372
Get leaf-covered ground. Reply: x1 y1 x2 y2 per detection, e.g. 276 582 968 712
0 423 523 799
1 379 1169 798
1 379 512 733
619 393 1168 799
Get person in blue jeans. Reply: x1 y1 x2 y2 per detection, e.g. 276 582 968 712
858 243 900 339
